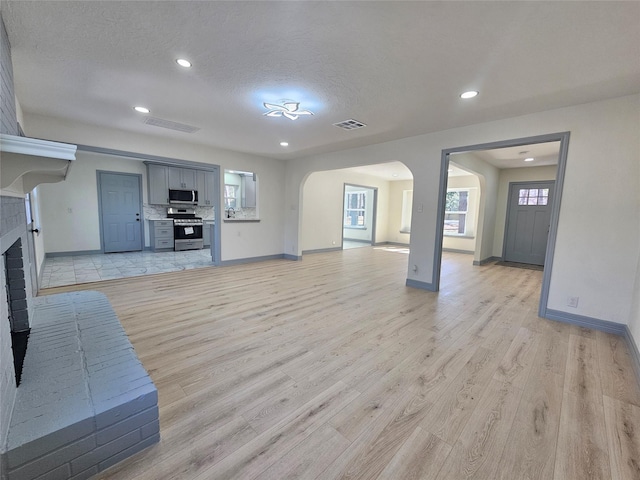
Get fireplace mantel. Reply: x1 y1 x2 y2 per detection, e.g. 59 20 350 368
0 134 77 194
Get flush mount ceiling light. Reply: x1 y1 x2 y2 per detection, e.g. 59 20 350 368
460 90 479 99
133 106 150 113
524 157 535 162
263 102 313 120
280 142 289 147
176 58 192 68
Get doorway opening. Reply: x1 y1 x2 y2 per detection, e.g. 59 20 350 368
299 162 413 257
435 132 569 318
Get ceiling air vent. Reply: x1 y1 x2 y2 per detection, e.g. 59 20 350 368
143 116 200 134
333 119 367 130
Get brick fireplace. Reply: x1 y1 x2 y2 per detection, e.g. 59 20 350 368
0 196 159 479
1 196 35 450
3 238 30 386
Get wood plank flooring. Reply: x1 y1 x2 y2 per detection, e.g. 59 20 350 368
40 248 640 480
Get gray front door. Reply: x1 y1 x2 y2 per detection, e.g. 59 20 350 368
504 181 554 265
99 172 142 253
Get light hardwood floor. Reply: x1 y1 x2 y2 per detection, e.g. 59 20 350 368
41 248 640 480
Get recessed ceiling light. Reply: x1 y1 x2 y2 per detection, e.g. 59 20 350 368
448 168 453 173
524 157 535 162
392 173 399 177
460 91 479 99
134 106 150 113
280 142 289 147
176 58 192 68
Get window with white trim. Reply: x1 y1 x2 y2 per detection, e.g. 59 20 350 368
344 191 366 227
444 189 469 235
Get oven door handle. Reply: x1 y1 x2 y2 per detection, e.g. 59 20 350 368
192 191 195 203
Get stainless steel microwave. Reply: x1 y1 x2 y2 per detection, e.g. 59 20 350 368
169 189 198 205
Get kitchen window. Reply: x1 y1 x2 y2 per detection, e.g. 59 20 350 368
224 184 239 209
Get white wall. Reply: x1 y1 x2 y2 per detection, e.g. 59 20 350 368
301 170 391 252
23 114 286 261
285 95 640 327
387 180 413 245
38 151 148 253
493 165 557 256
443 174 480 253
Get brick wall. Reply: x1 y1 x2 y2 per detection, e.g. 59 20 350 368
0 196 32 459
1 14 18 136
4 239 28 332
0 256 14 451
0 12 23 452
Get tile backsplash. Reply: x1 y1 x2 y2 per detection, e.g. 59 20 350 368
144 204 215 220
143 204 257 221
224 207 257 220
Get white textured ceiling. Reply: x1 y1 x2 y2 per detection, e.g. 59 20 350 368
471 141 560 169
344 161 413 181
2 1 639 161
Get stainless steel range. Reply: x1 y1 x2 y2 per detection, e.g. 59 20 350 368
167 207 203 251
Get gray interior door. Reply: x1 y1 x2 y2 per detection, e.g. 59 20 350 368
504 181 554 265
99 172 142 253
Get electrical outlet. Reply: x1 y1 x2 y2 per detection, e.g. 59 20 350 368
567 296 579 308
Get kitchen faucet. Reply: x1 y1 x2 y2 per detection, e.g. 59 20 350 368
227 207 235 218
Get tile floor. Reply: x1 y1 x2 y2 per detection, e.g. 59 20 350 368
40 249 214 289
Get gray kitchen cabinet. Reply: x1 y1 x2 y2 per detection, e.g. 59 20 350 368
147 164 169 205
203 220 215 247
149 220 174 251
197 170 216 206
168 167 197 190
